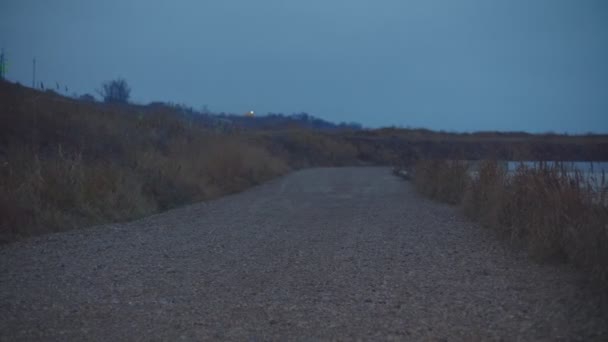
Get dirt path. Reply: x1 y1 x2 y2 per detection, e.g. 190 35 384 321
1 167 606 341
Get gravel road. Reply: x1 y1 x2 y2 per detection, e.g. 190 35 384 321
1 167 606 341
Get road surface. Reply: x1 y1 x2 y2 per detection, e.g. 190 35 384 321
1 167 606 340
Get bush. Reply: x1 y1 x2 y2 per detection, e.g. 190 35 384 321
79 94 96 102
99 78 130 104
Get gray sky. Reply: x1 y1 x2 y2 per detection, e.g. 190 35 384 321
1 0 607 132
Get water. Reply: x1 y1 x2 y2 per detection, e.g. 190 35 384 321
504 161 608 194
467 161 608 194
506 161 608 173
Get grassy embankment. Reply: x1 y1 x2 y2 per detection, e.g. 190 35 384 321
0 81 363 242
411 159 608 288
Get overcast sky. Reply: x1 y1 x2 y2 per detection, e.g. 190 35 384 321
1 0 607 132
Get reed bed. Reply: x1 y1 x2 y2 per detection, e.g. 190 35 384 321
413 159 608 287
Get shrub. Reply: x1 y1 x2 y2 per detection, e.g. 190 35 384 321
99 78 131 104
79 94 96 102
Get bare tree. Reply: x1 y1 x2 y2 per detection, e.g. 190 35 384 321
99 78 131 103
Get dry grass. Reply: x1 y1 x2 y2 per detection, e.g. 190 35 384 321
413 160 469 204
5 75 604 259
413 159 608 287
0 137 290 242
261 130 360 168
1 80 381 242
0 145 153 240
348 129 608 161
0 82 296 242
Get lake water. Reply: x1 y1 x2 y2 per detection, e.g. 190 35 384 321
504 161 608 194
506 161 608 173
466 161 608 193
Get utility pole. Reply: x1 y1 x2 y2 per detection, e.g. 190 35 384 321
0 49 5 80
32 58 36 88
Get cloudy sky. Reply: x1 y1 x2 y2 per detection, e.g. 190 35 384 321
1 0 607 132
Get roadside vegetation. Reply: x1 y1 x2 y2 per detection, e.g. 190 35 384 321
410 159 608 288
2 79 608 244
0 81 360 242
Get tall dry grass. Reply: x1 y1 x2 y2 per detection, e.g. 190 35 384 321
0 82 294 242
0 137 289 242
413 159 608 287
0 145 153 240
1 81 376 242
413 160 469 204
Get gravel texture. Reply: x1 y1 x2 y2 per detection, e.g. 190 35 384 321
1 167 606 341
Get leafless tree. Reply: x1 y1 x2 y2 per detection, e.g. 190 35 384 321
98 78 131 103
